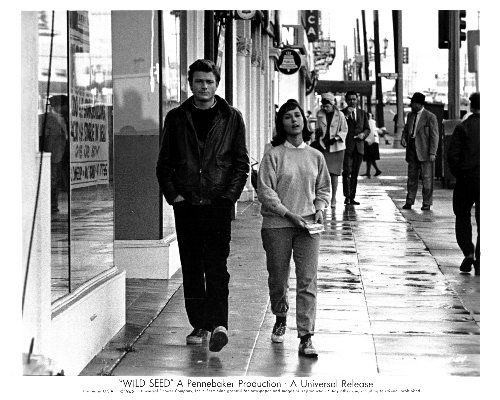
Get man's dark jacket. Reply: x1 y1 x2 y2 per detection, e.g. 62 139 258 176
447 113 480 179
157 95 250 205
341 107 370 155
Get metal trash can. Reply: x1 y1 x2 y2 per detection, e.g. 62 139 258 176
442 119 462 189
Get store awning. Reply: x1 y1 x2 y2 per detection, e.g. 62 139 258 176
315 80 375 97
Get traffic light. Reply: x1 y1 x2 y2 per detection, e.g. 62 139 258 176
459 10 467 45
438 10 467 49
438 10 450 49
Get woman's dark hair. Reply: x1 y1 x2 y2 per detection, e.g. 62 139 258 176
188 59 221 84
271 100 312 146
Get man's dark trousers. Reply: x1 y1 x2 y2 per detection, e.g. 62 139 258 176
453 175 480 260
173 201 232 331
342 149 363 200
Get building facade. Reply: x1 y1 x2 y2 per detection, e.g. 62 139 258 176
21 10 325 375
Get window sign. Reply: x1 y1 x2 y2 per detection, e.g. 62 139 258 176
69 11 110 188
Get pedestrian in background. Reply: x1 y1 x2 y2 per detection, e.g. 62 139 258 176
39 95 68 213
342 91 370 205
315 92 348 209
401 92 439 211
156 59 249 352
257 100 331 358
447 92 480 275
361 113 382 178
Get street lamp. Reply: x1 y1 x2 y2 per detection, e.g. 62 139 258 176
368 37 389 60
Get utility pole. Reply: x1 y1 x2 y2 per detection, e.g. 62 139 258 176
392 10 404 147
373 10 384 128
204 10 215 61
224 14 233 105
356 19 363 81
448 10 460 120
362 11 371 113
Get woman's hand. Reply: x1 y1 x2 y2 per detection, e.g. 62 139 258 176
314 210 324 224
285 211 308 229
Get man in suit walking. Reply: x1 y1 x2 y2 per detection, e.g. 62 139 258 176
341 91 370 205
401 92 439 211
447 92 480 275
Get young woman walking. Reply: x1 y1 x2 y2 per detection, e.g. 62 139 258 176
257 100 331 357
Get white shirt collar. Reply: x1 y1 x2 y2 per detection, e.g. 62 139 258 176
284 140 307 149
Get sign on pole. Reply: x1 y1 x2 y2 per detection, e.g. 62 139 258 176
402 47 409 64
378 72 399 79
277 48 302 75
467 30 480 73
304 10 319 42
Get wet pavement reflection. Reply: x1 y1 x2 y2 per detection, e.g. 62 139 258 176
82 182 479 377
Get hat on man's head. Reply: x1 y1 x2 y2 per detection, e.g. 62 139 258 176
321 92 335 105
410 92 426 105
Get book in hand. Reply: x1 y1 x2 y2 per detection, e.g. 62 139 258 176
305 222 325 234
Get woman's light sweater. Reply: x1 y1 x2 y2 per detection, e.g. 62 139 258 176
257 141 331 229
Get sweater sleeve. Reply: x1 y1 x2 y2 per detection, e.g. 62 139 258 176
337 111 348 142
257 150 289 217
314 153 332 210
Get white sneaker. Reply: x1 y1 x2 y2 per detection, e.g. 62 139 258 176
298 337 318 358
271 322 286 343
186 328 208 345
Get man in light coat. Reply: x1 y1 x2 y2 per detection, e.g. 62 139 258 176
315 92 348 208
401 92 439 211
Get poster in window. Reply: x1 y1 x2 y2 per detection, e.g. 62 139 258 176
68 11 110 188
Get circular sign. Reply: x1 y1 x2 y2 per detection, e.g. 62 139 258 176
236 10 256 20
277 49 302 75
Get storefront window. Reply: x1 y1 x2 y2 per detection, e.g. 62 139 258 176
68 11 114 292
161 10 181 238
38 11 114 303
38 11 70 302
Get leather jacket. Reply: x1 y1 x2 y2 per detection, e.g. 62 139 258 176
157 95 250 205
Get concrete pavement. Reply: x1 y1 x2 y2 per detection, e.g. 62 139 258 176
81 147 479 378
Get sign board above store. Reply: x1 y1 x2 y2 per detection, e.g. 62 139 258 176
304 10 319 42
277 48 302 75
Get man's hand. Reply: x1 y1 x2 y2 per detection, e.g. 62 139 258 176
429 155 436 162
173 194 185 203
285 211 308 229
401 137 407 148
314 210 324 224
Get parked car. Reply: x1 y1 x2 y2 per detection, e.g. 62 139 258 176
433 92 447 104
387 92 397 104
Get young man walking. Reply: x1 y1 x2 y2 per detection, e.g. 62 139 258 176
447 92 480 275
341 91 370 205
157 59 249 352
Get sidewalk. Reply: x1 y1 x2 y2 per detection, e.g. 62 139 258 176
81 161 479 377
